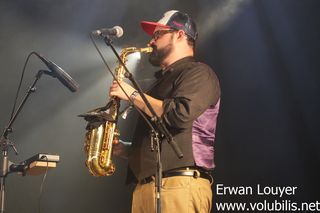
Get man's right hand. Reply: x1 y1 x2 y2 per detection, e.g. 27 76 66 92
112 140 131 160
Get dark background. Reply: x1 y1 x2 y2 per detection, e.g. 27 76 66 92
0 0 319 212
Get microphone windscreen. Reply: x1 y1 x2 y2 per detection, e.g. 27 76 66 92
48 62 79 92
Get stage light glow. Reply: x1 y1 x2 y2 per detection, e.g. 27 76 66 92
198 0 249 42
125 52 142 74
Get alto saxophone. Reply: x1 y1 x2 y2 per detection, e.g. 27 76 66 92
81 46 152 177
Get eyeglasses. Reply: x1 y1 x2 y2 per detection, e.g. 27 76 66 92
152 29 176 41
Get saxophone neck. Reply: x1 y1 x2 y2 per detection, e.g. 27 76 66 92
117 46 153 79
139 46 153 53
120 46 153 58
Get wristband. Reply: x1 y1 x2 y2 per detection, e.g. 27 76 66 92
130 90 139 102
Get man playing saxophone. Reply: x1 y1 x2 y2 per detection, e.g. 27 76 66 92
110 10 221 213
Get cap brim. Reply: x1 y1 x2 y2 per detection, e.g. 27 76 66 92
140 21 170 36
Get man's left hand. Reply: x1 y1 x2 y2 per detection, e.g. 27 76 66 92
109 80 136 101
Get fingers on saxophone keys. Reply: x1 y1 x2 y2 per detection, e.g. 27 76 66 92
111 81 119 88
109 81 118 97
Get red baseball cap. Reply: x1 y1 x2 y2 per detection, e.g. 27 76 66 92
140 10 198 41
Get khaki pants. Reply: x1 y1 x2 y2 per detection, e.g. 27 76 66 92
132 176 212 213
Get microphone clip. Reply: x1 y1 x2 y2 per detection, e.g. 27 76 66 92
36 69 51 77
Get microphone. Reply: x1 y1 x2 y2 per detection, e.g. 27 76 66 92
92 26 124 38
34 52 79 92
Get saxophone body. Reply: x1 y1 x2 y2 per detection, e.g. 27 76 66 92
83 46 152 177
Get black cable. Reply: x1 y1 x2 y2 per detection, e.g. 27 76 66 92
10 52 37 120
89 34 157 134
38 155 49 213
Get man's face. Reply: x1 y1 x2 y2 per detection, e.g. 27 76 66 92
148 27 176 67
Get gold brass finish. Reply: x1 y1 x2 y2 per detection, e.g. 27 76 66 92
83 46 153 177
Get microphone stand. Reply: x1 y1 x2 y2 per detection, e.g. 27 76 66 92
0 69 48 213
103 36 183 213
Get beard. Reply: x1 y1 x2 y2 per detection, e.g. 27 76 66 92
149 42 173 67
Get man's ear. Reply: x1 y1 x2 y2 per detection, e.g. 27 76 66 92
175 30 187 42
